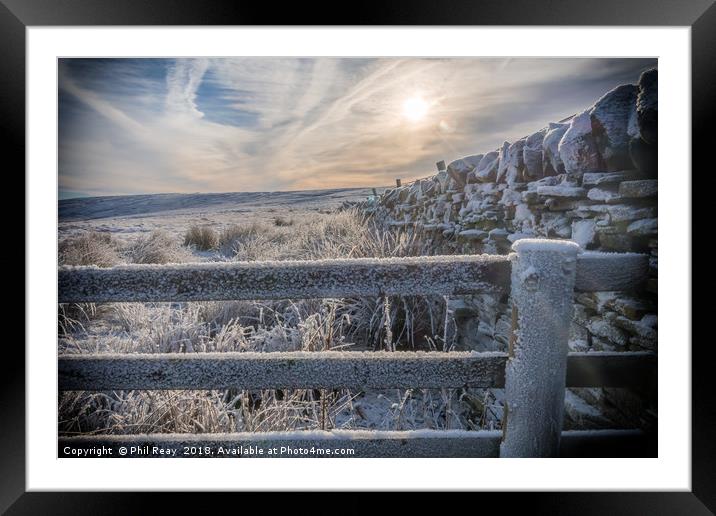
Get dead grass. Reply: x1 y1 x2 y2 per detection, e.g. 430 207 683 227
124 230 194 264
184 225 219 251
59 231 120 267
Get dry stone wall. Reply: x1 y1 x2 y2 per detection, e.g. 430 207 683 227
366 68 658 429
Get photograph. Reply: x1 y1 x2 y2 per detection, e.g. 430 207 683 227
56 56 659 459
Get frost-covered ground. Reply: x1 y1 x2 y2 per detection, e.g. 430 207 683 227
58 189 504 437
59 188 375 246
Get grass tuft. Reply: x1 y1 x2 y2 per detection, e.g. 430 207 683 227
184 225 219 251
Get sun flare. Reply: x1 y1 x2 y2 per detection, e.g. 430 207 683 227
402 96 429 122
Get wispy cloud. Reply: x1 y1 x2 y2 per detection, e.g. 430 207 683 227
59 57 656 198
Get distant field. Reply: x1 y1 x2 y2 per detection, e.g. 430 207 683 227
59 188 377 243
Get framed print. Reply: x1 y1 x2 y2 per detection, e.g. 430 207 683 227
8 0 711 512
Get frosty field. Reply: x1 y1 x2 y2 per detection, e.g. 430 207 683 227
59 188 375 243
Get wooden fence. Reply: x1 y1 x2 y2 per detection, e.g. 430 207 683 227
58 240 654 458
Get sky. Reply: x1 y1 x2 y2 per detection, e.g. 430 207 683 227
58 57 656 199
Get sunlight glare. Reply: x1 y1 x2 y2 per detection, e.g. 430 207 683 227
402 96 429 122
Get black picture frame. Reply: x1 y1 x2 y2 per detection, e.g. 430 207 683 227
7 0 710 512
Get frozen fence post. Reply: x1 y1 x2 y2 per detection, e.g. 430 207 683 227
500 239 581 457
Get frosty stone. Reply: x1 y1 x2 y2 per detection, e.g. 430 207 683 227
496 141 511 183
536 185 587 198
626 218 657 237
501 239 580 458
582 170 640 187
523 128 547 180
475 150 500 182
603 204 657 223
571 218 597 249
618 179 657 198
436 170 450 190
629 69 658 175
488 228 510 240
637 68 658 145
590 84 639 171
504 139 527 185
587 319 629 347
587 187 622 203
558 110 603 179
459 229 489 241
447 154 484 185
542 122 569 176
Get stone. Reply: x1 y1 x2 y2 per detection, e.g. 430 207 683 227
465 170 479 184
558 110 604 179
629 69 658 176
614 314 657 341
507 232 535 243
591 336 619 352
475 150 500 182
571 219 597 248
526 175 561 190
629 136 657 176
436 170 450 190
608 296 654 320
545 198 580 211
590 84 639 171
540 211 572 238
452 193 465 203
574 302 594 324
587 186 623 203
580 292 620 314
564 390 612 428
581 170 642 186
542 122 569 176
447 154 484 177
523 128 546 180
458 229 489 241
604 204 657 223
619 179 657 198
597 233 634 252
629 336 656 352
587 318 629 347
568 339 590 352
594 224 623 235
573 203 655 223
626 218 658 237
488 228 510 240
521 190 540 204
536 185 587 198
500 188 523 207
637 68 658 145
496 141 511 183
504 139 526 185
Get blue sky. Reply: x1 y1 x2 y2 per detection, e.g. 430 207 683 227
58 57 656 199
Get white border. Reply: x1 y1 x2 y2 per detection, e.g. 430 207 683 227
27 27 691 491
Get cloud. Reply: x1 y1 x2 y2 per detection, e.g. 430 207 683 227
165 58 210 118
58 57 656 197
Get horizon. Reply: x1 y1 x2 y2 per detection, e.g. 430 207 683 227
58 184 383 201
59 57 656 199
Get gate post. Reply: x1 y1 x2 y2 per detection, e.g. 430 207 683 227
500 239 580 457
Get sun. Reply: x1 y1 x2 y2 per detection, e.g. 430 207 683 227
402 95 429 122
